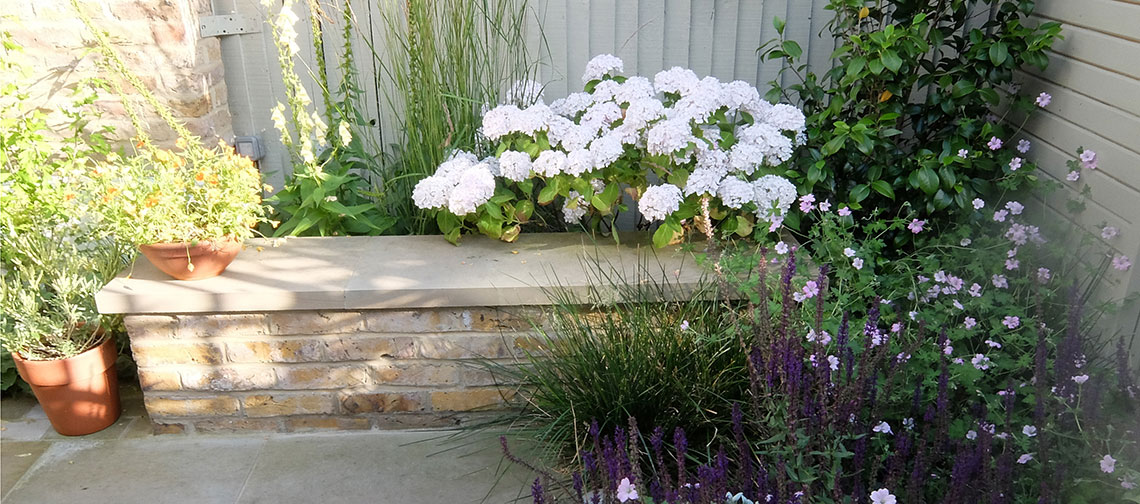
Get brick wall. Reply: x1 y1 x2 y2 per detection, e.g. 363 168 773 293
125 308 547 434
1 0 232 147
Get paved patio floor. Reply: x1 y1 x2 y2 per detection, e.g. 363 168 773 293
1 385 533 503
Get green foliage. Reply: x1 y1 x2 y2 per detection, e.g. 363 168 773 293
763 0 1062 222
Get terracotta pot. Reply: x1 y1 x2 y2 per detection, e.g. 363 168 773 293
12 336 121 436
139 240 242 280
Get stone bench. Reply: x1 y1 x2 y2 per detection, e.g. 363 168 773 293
96 233 709 433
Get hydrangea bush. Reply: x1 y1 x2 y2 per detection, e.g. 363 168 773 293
413 54 807 247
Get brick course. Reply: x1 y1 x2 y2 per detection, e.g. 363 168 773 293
126 307 537 433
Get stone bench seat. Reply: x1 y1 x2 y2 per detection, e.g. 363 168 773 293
96 232 708 433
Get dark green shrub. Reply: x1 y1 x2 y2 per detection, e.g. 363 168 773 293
763 0 1062 223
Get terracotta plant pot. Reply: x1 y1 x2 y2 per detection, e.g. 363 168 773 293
139 240 242 280
12 336 121 436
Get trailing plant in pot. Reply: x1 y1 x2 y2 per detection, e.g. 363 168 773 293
74 2 267 280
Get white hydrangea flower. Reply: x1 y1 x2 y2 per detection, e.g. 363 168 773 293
582 101 624 126
668 77 723 122
738 123 794 165
505 79 545 105
434 150 479 182
753 174 797 219
545 116 577 149
646 119 695 156
638 184 683 222
767 103 807 136
613 76 655 104
557 122 599 152
550 92 594 117
412 174 452 209
582 54 624 83
564 149 594 176
623 98 666 130
740 97 773 121
653 66 700 95
497 150 533 182
562 191 588 223
589 133 625 169
590 79 622 103
728 143 765 175
717 176 754 209
481 105 522 140
532 150 567 177
447 163 496 215
720 80 760 109
685 150 729 196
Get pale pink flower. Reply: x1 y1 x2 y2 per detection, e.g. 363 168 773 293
873 422 892 435
993 210 1008 222
852 257 864 270
1037 267 1051 283
1006 201 1024 215
992 274 1008 289
958 148 969 158
838 207 852 217
1113 255 1133 271
1035 92 1051 107
1005 259 1019 270
1066 170 1080 182
972 198 985 210
969 283 983 297
844 247 857 257
616 477 639 502
870 489 896 504
964 317 977 329
774 241 789 255
987 137 1003 150
1009 157 1023 171
1102 226 1119 240
1080 149 1098 170
679 320 690 331
798 193 816 212
819 199 832 212
1016 139 1031 153
1018 454 1033 464
1100 454 1116 474
908 219 926 234
1073 374 1089 385
1002 316 1020 329
1023 425 1037 437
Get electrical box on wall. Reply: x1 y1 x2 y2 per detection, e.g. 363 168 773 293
233 136 264 161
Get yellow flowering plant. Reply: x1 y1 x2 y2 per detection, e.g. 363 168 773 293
84 138 265 245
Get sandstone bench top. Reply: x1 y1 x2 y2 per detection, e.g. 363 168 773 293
95 232 712 314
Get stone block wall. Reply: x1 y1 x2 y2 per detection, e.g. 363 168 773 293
124 308 547 434
1 0 232 147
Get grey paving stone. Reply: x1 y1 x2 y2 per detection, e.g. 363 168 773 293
0 417 51 441
2 437 264 504
236 431 531 504
1 441 49 499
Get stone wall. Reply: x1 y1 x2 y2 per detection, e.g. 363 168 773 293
125 308 545 434
1 0 232 147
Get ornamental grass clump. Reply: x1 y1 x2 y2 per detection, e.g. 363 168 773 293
413 54 807 247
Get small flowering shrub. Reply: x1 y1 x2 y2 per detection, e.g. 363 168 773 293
763 0 1062 223
413 54 807 247
74 9 265 245
0 31 130 367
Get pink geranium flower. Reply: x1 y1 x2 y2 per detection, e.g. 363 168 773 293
1035 92 1051 107
908 219 926 234
987 137 1003 150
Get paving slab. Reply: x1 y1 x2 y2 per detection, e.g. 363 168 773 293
236 431 531 504
2 437 265 504
1 441 49 499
